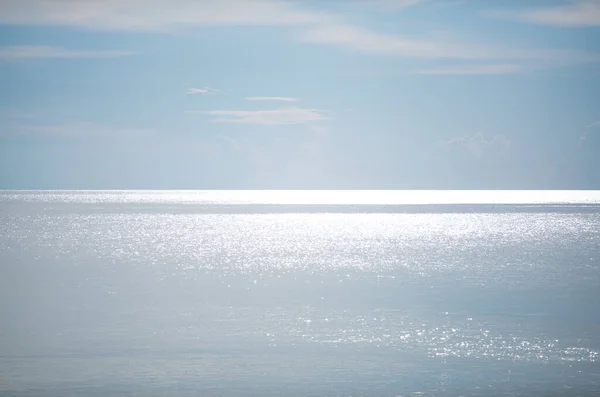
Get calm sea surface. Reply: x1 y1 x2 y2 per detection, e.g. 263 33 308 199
1 190 600 396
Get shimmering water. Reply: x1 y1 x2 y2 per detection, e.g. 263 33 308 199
1 191 600 396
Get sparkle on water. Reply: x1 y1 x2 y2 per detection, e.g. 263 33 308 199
3 189 600 204
1 190 600 396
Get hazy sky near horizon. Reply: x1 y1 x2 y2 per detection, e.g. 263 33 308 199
1 0 599 189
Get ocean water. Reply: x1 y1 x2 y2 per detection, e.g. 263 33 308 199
1 190 600 397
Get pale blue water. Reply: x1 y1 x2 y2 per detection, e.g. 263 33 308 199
1 190 600 396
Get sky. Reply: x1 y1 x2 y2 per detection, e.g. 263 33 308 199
0 0 599 190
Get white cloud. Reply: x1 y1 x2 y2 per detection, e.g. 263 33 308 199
245 96 299 102
186 87 221 95
441 133 510 158
0 0 332 31
417 63 525 75
0 45 133 59
487 0 600 28
200 107 326 125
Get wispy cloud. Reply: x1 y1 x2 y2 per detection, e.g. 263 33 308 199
216 134 244 150
0 45 133 60
417 63 525 75
299 23 600 72
245 96 299 102
1 0 597 74
0 0 332 31
441 132 510 158
581 121 600 142
486 0 600 28
0 109 40 119
0 120 153 139
199 107 326 125
300 24 444 58
186 87 221 95
369 0 427 10
300 24 598 62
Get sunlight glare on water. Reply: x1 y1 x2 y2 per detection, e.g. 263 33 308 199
1 190 600 396
3 189 600 205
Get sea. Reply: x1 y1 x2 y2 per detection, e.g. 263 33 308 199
1 190 600 397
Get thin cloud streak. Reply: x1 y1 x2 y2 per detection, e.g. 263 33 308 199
186 87 221 95
299 24 600 63
299 22 600 74
417 63 525 75
369 0 427 10
246 96 299 102
0 121 153 139
200 107 326 125
0 45 134 59
0 109 41 120
486 0 600 27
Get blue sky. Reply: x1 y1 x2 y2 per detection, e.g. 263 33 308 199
0 0 599 189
